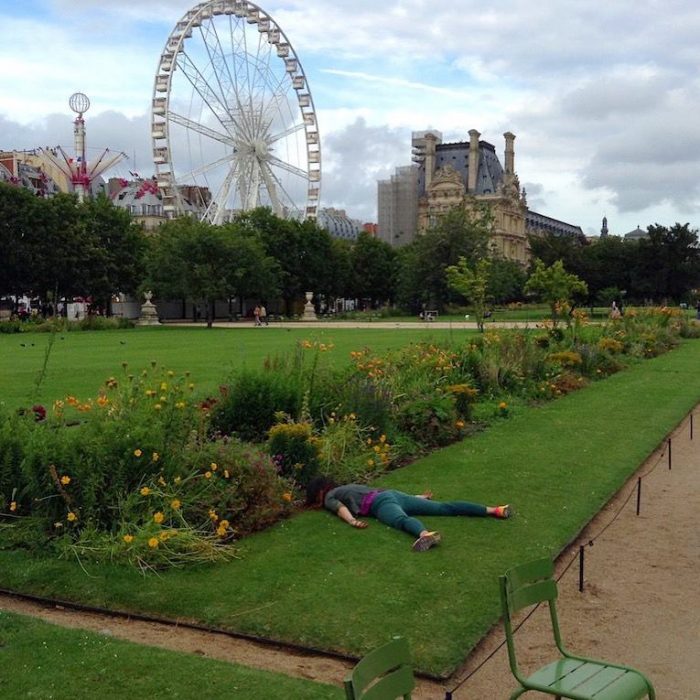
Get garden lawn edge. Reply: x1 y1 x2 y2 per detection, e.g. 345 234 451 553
0 339 698 678
0 609 341 699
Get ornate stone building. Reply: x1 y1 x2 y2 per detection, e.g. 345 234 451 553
414 129 528 263
378 129 582 264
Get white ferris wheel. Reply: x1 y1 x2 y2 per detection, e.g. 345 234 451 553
151 0 321 224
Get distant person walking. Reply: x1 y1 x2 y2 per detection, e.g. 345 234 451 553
259 304 268 326
253 305 261 326
610 300 621 320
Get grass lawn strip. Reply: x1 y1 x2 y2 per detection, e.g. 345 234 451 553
0 326 465 409
0 610 341 699
0 340 697 678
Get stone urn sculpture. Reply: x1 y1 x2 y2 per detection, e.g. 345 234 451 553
137 291 161 326
302 291 317 321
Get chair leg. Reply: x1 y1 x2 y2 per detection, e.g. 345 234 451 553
509 688 526 700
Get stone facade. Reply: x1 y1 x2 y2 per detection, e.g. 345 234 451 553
414 129 529 264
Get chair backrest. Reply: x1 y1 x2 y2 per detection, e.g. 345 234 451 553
344 637 414 700
499 557 560 679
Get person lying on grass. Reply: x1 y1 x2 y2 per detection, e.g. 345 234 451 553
305 477 511 552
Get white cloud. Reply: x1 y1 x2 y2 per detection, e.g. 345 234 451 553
1 0 700 234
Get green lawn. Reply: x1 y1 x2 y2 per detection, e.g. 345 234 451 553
0 338 697 678
0 325 468 410
0 610 341 699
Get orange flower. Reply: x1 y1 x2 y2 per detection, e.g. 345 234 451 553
140 486 151 496
67 512 77 522
60 475 71 485
170 499 181 510
148 537 159 549
282 492 293 502
204 471 212 479
9 501 17 512
151 452 160 462
123 534 134 544
153 512 165 524
134 449 143 458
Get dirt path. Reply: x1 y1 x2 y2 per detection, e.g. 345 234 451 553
447 413 700 699
1 414 698 698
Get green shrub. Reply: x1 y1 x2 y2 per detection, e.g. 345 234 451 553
211 369 302 441
396 394 460 447
267 420 320 487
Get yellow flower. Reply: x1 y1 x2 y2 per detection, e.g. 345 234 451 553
158 476 166 486
174 476 181 484
188 383 195 390
96 395 109 407
123 534 134 544
219 519 230 529
60 475 71 485
373 445 381 453
67 511 77 522
9 501 17 512
204 471 212 479
154 404 162 411
152 452 160 462
167 371 174 377
170 499 181 510
499 402 508 410
134 449 143 458
210 462 218 471
160 382 168 391
153 512 165 524
175 401 185 409
159 396 166 403
223 470 230 479
159 531 169 541
367 459 374 466
145 389 156 397
282 492 293 502
140 486 151 496
148 537 159 549
209 509 218 522
379 434 386 443
455 420 465 429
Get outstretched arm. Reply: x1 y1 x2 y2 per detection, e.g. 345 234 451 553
337 505 368 529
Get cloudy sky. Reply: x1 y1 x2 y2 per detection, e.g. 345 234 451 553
2 0 700 236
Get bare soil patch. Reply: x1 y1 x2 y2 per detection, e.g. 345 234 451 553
1 414 697 699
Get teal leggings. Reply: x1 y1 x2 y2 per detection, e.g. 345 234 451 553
370 490 487 539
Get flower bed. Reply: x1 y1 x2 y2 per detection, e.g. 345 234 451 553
1 308 697 570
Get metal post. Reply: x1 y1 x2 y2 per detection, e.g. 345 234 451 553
578 545 585 592
668 438 672 470
636 477 642 516
444 692 453 700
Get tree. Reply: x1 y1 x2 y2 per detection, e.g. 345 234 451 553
145 218 278 327
446 256 492 331
350 231 397 307
524 259 588 326
487 257 527 304
396 205 491 312
633 224 700 303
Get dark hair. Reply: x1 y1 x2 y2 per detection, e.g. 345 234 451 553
305 476 337 507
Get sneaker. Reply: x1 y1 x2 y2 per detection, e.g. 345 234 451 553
493 505 512 519
412 531 441 552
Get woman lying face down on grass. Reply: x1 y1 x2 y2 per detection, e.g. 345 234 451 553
306 477 511 552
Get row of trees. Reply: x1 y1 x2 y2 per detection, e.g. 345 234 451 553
0 183 145 310
3 181 700 318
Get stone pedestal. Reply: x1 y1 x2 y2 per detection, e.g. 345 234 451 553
136 291 161 326
301 291 317 321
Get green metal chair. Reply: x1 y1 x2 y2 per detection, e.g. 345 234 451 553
499 558 656 700
344 636 415 700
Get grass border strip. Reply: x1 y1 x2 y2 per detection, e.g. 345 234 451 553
0 586 446 683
